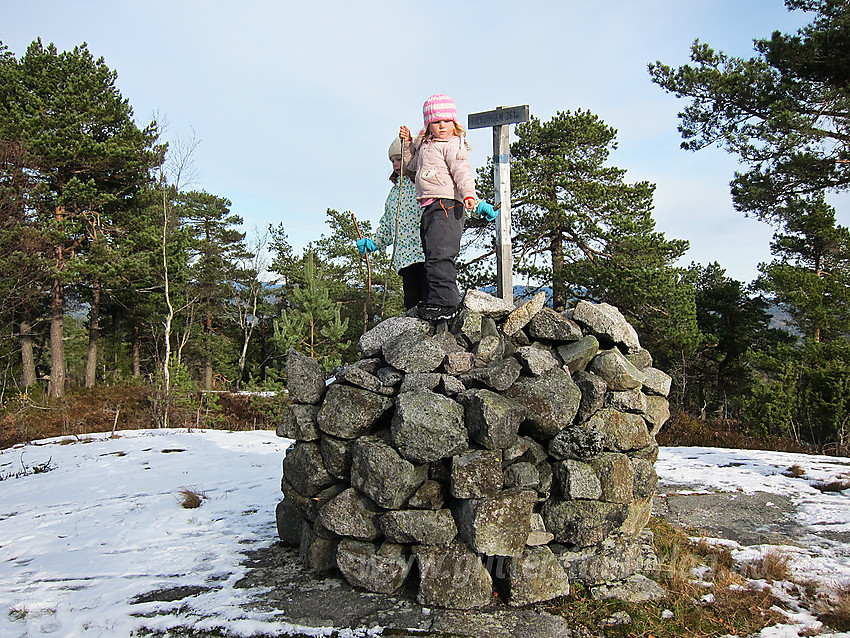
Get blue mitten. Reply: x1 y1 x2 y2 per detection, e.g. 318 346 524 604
356 237 376 255
477 201 498 222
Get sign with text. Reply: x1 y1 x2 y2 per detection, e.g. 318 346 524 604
468 105 529 130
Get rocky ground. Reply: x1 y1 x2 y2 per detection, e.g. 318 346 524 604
235 542 577 638
200 485 812 638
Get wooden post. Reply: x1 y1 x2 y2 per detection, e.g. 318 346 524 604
468 105 529 305
493 122 513 305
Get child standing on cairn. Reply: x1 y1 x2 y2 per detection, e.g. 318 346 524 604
357 137 426 310
400 94 496 322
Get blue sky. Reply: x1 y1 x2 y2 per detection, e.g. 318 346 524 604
2 0 823 284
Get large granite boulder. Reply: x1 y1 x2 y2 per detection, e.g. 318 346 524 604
286 349 326 404
282 442 336 497
380 508 458 545
316 384 393 439
505 545 571 606
541 499 629 547
450 449 504 499
383 331 447 373
349 437 427 509
358 316 431 358
391 389 467 463
336 539 412 594
317 487 381 541
572 301 641 352
460 389 525 450
414 539 494 610
453 489 536 557
504 367 581 439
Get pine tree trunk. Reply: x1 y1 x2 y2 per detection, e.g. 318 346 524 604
132 324 141 378
204 306 213 391
85 278 101 388
48 273 66 398
550 232 567 310
19 320 37 388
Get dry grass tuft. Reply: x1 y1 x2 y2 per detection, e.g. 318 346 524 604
710 582 787 629
816 582 850 631
633 518 787 636
693 538 736 571
713 560 747 591
683 538 743 591
742 547 791 582
813 479 850 493
176 488 207 509
783 464 806 478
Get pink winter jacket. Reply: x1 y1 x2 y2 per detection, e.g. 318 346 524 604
403 135 476 204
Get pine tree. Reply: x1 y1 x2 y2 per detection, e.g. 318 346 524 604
178 190 250 390
755 195 850 343
274 250 349 372
472 110 700 366
649 0 850 222
0 138 51 388
0 39 161 396
651 3 850 450
743 195 850 451
687 262 792 419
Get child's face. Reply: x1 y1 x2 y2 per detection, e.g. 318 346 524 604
390 154 402 174
429 120 455 140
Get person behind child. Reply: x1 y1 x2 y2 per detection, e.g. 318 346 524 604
400 93 496 322
356 137 426 310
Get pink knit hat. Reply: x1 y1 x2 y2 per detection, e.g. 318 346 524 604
422 94 458 126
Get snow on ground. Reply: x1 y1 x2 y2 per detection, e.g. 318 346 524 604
657 446 850 637
0 429 305 637
0 433 849 637
657 446 850 535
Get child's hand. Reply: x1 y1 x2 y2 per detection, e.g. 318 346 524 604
477 201 498 221
399 126 412 142
463 197 476 211
356 238 377 255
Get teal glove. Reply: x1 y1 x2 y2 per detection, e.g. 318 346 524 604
477 201 498 222
356 237 376 255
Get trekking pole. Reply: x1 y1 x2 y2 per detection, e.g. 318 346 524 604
381 135 404 316
351 212 371 334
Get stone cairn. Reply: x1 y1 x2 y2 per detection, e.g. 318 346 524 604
276 290 671 609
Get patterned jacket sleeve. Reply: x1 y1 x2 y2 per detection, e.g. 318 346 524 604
372 186 397 251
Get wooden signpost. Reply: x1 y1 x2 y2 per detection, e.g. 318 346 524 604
468 105 529 305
